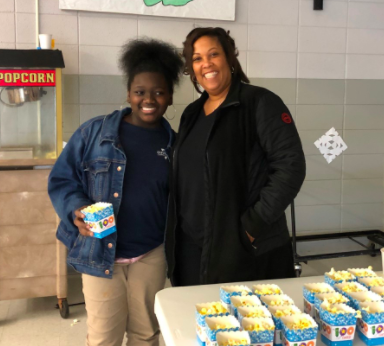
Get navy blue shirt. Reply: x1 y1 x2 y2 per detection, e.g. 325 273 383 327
116 120 170 258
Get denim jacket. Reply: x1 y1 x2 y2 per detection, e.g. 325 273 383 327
48 108 175 278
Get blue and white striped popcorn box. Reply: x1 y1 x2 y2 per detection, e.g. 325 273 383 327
205 316 240 346
216 331 251 346
260 294 294 308
237 305 271 326
220 286 252 313
324 270 356 287
357 301 384 346
347 291 382 310
313 292 350 324
319 302 358 346
230 295 261 318
358 277 384 290
348 267 378 279
241 317 275 346
252 284 283 298
82 202 116 239
303 283 334 318
268 305 301 345
196 302 230 346
281 313 318 346
334 281 368 298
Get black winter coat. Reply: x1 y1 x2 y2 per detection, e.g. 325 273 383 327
165 78 306 285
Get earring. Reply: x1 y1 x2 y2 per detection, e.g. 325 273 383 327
231 66 234 74
165 105 177 121
192 75 198 83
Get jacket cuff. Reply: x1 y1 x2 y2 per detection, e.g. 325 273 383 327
241 207 270 240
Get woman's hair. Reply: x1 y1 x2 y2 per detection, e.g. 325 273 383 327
119 38 183 93
182 27 249 93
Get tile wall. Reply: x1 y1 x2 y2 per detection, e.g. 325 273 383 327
1 0 384 235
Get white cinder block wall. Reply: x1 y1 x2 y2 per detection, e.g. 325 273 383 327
1 0 384 240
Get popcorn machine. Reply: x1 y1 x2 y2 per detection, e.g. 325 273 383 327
0 49 69 318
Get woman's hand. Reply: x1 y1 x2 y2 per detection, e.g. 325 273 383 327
74 205 94 237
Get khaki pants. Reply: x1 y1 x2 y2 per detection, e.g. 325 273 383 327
82 245 167 346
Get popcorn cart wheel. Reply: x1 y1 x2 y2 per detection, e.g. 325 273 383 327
290 201 384 277
58 298 69 319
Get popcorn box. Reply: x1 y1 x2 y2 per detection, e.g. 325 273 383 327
371 286 384 298
357 301 384 346
230 295 261 318
216 331 251 346
319 302 358 346
313 293 350 324
346 291 382 310
267 305 301 346
237 305 271 326
242 317 275 346
334 281 368 298
325 269 356 287
196 302 230 345
205 316 240 346
81 203 116 239
260 294 294 307
358 277 384 290
303 283 334 318
220 286 252 312
348 267 377 279
280 313 318 346
252 284 283 297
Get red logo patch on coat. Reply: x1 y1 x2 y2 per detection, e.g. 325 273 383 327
282 113 292 124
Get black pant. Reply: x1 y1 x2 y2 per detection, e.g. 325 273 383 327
172 231 202 287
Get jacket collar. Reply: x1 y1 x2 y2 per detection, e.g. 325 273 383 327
99 107 175 149
184 76 242 117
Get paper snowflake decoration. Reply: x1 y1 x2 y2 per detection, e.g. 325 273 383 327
314 127 347 164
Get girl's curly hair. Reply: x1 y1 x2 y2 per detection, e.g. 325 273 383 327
119 38 184 93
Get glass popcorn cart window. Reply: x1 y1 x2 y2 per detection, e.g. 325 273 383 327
0 69 59 160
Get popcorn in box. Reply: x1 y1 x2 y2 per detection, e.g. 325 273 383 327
334 281 368 298
260 294 294 307
325 268 356 287
81 203 116 239
230 295 261 318
358 277 384 290
267 305 301 346
303 283 335 318
347 291 382 310
205 316 240 346
216 331 251 346
237 305 271 326
220 286 252 312
313 292 350 324
252 284 283 297
196 302 230 345
280 313 318 346
242 317 275 346
357 301 384 346
371 286 384 298
319 302 358 346
348 267 377 279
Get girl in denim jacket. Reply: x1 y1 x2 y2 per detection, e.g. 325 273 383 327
48 39 183 346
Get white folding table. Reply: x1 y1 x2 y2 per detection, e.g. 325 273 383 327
155 274 375 346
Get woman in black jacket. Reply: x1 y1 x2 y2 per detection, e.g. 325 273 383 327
165 27 306 286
